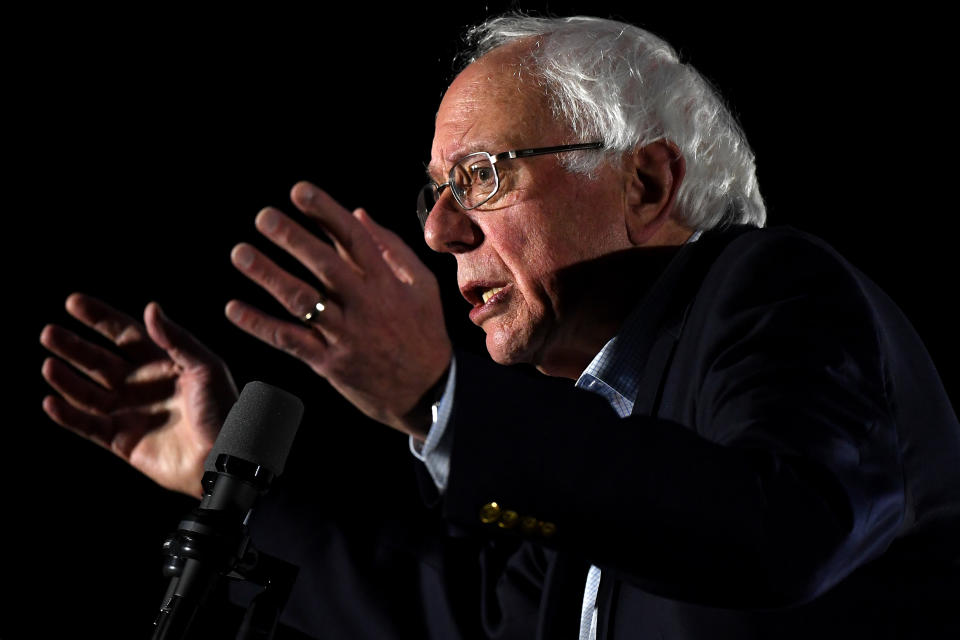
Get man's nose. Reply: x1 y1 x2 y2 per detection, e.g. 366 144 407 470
423 190 484 253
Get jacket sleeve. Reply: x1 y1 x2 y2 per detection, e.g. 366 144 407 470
439 230 903 609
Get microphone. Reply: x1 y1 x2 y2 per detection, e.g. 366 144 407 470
153 381 304 640
200 380 304 513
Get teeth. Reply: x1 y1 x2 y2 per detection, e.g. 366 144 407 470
482 287 504 304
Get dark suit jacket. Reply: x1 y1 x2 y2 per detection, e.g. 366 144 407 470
244 225 960 639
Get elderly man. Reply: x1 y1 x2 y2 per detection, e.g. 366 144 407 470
40 14 958 640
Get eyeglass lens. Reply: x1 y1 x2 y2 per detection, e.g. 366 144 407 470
417 153 499 229
451 154 497 208
416 185 436 229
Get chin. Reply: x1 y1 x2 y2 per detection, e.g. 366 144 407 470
484 319 584 379
484 326 541 367
485 339 526 366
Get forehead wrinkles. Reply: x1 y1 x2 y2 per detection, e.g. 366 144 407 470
430 49 554 177
431 88 484 171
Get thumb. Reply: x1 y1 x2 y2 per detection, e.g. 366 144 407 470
144 302 218 370
353 208 429 286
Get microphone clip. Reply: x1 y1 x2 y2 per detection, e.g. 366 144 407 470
152 457 298 640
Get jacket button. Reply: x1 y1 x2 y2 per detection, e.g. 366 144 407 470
479 502 502 524
498 510 519 529
520 516 539 534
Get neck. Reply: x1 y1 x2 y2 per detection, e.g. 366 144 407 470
534 325 621 380
533 245 684 380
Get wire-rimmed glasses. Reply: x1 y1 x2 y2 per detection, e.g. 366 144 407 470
416 142 603 229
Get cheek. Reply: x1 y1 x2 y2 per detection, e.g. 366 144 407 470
500 226 557 296
561 173 631 255
506 248 566 335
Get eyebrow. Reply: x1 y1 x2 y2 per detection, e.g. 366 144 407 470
426 139 505 182
424 162 444 183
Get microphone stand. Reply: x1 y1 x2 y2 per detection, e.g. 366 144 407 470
152 455 298 640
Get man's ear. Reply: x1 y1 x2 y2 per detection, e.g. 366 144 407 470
623 139 686 245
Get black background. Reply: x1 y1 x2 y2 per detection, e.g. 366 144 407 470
10 2 956 637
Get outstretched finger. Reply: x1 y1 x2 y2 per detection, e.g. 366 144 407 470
40 324 128 389
65 293 164 362
253 208 361 289
144 302 223 372
42 357 118 414
225 299 330 364
289 182 387 276
42 395 162 459
42 394 117 451
353 207 432 286
230 243 344 330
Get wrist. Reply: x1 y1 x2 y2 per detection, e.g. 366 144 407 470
399 363 451 441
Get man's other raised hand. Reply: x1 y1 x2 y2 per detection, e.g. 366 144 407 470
40 294 238 497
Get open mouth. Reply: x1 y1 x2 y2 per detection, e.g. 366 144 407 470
465 283 512 324
461 280 509 307
481 286 505 304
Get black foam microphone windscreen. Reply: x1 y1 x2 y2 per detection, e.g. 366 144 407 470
203 380 304 477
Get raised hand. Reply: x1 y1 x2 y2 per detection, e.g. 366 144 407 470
40 294 238 497
226 181 452 440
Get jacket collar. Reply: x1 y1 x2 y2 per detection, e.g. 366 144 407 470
594 225 756 415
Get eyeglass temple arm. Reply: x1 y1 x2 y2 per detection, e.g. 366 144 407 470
493 142 604 162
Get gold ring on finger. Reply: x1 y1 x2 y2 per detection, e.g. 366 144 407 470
302 293 330 325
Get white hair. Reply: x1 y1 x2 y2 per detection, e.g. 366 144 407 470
462 14 766 229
